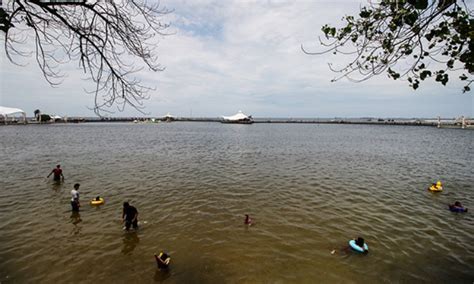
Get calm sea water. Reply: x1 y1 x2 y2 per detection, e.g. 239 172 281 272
0 122 473 283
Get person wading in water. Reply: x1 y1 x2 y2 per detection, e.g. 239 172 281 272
47 164 64 182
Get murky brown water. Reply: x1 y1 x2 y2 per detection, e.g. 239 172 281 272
1 123 473 283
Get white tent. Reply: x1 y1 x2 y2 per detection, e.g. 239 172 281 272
0 106 26 124
163 112 175 118
222 110 251 121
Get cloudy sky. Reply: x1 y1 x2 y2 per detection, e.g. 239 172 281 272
0 0 472 118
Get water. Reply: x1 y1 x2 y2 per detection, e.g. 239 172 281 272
1 123 473 283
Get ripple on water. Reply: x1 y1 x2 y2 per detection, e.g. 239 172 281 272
0 123 473 283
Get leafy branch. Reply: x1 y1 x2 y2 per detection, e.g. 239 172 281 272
303 0 473 93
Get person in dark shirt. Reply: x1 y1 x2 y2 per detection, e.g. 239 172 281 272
47 165 64 181
154 252 171 269
122 202 139 231
355 237 365 248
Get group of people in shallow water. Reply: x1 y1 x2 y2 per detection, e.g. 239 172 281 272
47 165 467 269
47 165 169 269
47 165 141 231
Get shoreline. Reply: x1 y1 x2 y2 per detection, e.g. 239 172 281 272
2 117 473 129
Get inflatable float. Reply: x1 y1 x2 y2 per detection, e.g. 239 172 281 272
428 181 443 192
349 240 368 253
90 197 105 205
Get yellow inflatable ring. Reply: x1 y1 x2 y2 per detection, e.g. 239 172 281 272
428 186 442 192
90 198 105 205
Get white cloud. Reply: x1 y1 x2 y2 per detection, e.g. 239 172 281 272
0 0 471 118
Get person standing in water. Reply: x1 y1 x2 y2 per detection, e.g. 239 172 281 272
47 164 64 182
71 183 80 212
122 202 139 231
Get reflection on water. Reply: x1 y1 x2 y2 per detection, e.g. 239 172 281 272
70 212 82 235
0 123 473 283
154 266 171 282
121 232 140 255
51 181 63 191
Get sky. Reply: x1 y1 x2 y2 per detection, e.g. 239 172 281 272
0 0 472 118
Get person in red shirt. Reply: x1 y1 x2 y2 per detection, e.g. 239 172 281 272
47 164 64 181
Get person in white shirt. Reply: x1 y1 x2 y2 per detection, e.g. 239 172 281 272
71 183 80 212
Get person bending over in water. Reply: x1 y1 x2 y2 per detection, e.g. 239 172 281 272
47 164 64 182
122 202 139 231
154 252 170 270
244 214 252 225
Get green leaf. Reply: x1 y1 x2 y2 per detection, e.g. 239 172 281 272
447 59 454 68
0 8 13 33
408 0 428 9
359 9 371 18
404 11 419 26
420 70 432 80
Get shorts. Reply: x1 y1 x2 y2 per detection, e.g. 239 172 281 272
124 219 138 230
71 201 79 212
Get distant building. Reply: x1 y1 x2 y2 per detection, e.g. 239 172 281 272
0 106 26 125
162 113 176 122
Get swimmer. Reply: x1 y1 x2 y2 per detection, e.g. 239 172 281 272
95 196 101 201
355 237 365 248
449 201 468 212
155 252 170 269
352 237 368 254
244 214 252 225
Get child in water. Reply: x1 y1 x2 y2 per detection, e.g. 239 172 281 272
449 201 468 212
244 214 252 225
155 252 171 269
355 237 365 248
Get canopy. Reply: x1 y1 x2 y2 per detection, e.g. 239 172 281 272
0 106 26 117
163 113 175 118
222 111 251 121
0 106 26 124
